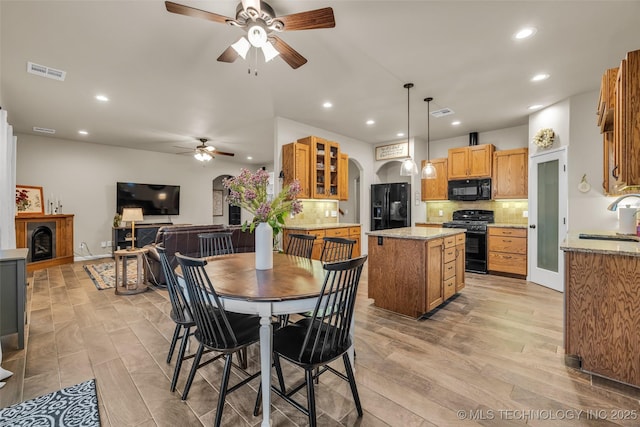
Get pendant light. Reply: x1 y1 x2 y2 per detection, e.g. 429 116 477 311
421 97 437 179
400 83 419 176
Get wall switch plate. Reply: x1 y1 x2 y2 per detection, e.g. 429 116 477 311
325 210 329 217
377 236 383 245
439 210 444 216
523 211 529 218
331 210 337 217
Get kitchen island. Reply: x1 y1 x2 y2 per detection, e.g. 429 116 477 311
367 227 465 318
561 232 640 388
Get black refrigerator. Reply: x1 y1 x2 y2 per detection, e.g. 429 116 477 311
371 183 411 230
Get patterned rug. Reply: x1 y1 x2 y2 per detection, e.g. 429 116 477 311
84 260 138 290
0 379 100 426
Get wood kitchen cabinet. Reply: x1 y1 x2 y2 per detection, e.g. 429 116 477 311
492 147 528 199
338 152 349 201
488 227 527 277
282 225 361 260
600 49 640 194
448 143 495 179
282 142 310 198
421 158 448 200
454 233 465 292
597 67 618 134
298 136 340 199
426 238 445 311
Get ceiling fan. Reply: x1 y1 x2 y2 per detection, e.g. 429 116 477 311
176 138 235 162
165 0 335 69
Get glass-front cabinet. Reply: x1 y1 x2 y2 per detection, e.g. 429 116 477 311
298 136 341 199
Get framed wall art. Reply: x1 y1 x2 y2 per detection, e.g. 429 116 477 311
375 142 409 161
15 185 44 216
212 189 223 216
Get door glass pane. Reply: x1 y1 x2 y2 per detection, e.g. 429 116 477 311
537 159 559 272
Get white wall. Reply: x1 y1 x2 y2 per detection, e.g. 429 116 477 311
275 117 373 253
16 134 254 259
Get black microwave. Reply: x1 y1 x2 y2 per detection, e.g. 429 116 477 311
448 178 491 201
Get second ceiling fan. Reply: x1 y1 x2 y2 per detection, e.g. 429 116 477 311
165 0 335 69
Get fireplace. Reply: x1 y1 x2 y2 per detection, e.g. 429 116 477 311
15 214 74 272
31 225 54 261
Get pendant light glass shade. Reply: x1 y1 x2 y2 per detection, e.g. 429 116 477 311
421 97 437 179
399 82 417 177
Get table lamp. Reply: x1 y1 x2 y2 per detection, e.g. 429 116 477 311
121 208 144 250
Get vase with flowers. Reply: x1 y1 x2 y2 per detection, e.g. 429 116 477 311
223 168 303 270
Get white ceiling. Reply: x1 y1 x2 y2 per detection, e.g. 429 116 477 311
2 1 640 166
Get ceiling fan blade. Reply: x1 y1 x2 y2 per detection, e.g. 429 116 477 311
276 7 335 31
211 150 235 157
271 36 307 69
217 45 240 63
165 1 232 24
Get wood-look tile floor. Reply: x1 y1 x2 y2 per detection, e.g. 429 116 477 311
2 261 640 426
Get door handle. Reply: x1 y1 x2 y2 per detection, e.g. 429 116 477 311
529 225 536 229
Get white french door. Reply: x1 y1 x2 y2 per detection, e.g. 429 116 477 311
528 147 568 292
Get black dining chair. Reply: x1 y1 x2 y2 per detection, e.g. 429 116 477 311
198 232 234 257
157 245 197 393
319 236 356 262
255 255 368 427
285 233 316 259
175 252 262 427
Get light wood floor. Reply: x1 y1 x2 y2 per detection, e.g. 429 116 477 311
2 261 640 426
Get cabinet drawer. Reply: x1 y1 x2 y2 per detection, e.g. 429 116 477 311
488 227 527 238
443 260 456 280
444 276 456 299
455 233 465 245
325 227 349 237
308 229 326 239
488 252 527 275
443 246 456 263
348 226 361 236
489 237 527 254
444 236 456 248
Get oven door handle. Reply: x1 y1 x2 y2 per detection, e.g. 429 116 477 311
465 231 487 236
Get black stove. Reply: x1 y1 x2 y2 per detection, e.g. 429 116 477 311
443 210 494 273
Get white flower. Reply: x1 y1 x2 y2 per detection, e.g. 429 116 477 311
533 128 555 148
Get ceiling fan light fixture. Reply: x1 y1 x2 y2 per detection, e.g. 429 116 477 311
247 24 267 47
194 151 212 161
262 41 280 62
231 37 251 59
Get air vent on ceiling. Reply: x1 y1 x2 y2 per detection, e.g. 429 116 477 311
33 126 56 134
26 62 66 81
431 107 455 118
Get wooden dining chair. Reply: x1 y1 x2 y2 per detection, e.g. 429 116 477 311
319 236 355 262
175 252 262 427
198 232 234 257
255 255 368 427
157 245 196 393
285 233 316 259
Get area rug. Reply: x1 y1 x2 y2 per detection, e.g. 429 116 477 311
0 379 100 426
84 260 138 290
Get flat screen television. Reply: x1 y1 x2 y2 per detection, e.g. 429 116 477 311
116 182 180 216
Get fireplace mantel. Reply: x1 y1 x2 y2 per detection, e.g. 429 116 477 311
15 214 74 272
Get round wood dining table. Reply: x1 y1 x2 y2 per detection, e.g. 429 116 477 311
175 251 329 427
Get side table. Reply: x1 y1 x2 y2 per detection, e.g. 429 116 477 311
114 248 149 295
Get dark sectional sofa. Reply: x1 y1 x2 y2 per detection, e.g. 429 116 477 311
144 224 255 285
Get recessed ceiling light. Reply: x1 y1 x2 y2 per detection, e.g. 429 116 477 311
514 27 537 39
366 119 375 125
397 132 405 137
247 156 253 160
78 130 88 135
451 121 461 126
531 73 550 82
95 94 109 102
322 101 332 108
528 104 543 110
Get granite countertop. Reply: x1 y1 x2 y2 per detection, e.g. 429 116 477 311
489 223 528 229
283 223 361 230
561 231 640 257
366 226 464 241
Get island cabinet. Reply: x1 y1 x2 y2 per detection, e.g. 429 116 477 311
421 158 448 201
367 229 465 318
281 142 311 198
562 239 640 388
0 248 28 349
492 148 528 199
447 143 495 180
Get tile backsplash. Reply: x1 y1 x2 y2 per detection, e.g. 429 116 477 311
425 200 529 225
284 199 340 226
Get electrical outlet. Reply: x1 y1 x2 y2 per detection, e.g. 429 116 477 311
439 210 444 217
331 210 337 217
325 210 329 217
